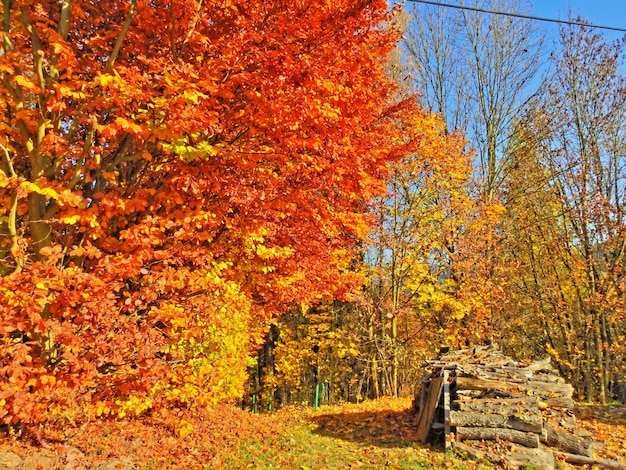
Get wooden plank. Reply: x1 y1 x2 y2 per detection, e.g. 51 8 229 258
418 370 430 413
454 395 539 404
529 374 565 384
453 397 539 414
456 426 540 448
449 410 543 433
558 452 625 470
521 356 553 372
455 376 574 399
455 442 556 470
416 376 444 443
543 425 592 457
460 369 563 385
443 370 450 450
507 447 555 470
455 389 483 399
544 396 574 408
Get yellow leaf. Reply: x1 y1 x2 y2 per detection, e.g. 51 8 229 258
178 420 193 438
0 170 9 188
40 375 56 386
15 74 36 90
59 214 81 224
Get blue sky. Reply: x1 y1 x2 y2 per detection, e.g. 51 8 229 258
532 0 626 40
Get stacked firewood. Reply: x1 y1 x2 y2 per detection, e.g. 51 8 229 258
413 344 624 470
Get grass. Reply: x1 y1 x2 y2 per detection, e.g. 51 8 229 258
217 398 491 469
222 423 477 469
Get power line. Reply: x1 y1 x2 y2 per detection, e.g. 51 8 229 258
406 0 626 33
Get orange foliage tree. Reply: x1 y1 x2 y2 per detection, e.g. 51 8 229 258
256 107 504 405
0 0 416 426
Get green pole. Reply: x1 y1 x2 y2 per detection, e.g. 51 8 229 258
251 393 257 413
268 391 273 411
314 382 320 411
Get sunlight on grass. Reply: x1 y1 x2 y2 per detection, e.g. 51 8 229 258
219 398 492 469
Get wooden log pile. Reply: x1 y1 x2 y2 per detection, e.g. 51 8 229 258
413 344 625 470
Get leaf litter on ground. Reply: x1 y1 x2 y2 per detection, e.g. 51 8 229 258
1 398 624 469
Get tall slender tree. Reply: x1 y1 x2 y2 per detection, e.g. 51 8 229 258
401 0 544 199
500 23 626 402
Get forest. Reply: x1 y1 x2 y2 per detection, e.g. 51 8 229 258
0 0 624 468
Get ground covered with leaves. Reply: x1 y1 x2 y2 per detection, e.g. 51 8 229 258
0 398 624 469
573 404 626 465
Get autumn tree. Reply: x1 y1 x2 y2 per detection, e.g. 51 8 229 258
401 0 544 199
361 106 502 398
0 0 417 427
248 49 504 403
248 302 364 409
499 23 626 402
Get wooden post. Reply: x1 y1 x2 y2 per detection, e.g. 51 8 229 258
443 370 450 450
419 370 429 412
416 376 444 442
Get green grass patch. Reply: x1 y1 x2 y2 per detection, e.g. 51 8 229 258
218 399 491 469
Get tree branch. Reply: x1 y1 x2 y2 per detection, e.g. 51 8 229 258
107 0 137 73
2 0 12 53
0 142 24 273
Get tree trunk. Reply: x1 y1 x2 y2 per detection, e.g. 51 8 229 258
449 410 543 433
543 425 592 457
369 313 380 399
455 426 540 448
391 313 398 397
